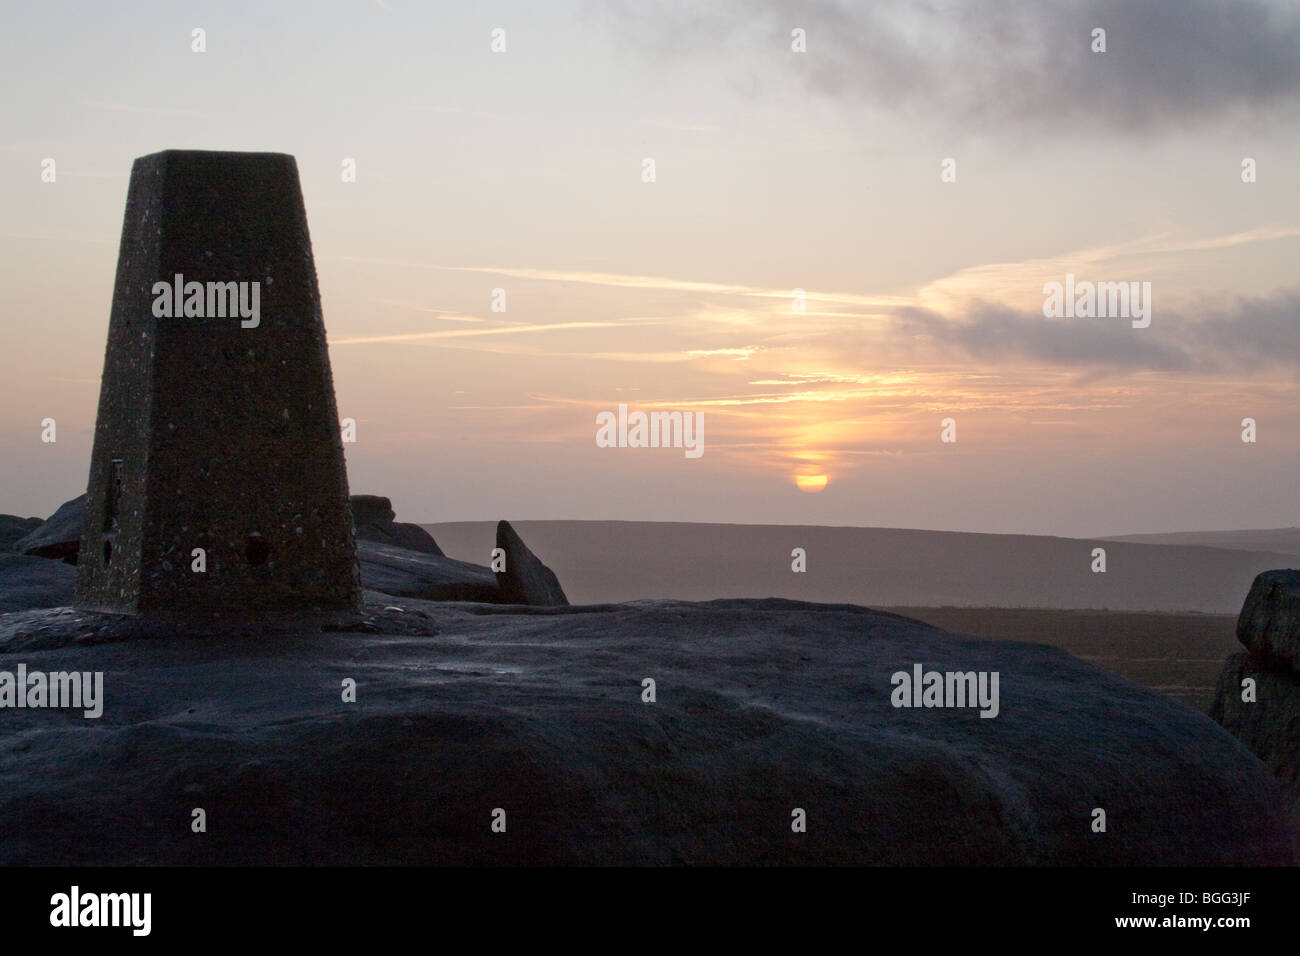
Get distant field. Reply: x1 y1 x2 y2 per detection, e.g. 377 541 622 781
881 606 1237 714
424 519 1295 613
1101 527 1300 555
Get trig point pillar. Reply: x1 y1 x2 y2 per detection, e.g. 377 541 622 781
74 150 362 620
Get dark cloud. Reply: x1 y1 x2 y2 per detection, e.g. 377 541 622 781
890 303 1192 371
1190 290 1300 364
594 0 1300 132
886 290 1300 373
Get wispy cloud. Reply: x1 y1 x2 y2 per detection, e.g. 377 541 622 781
330 319 660 345
321 254 911 309
374 299 485 322
324 225 1300 382
916 225 1300 314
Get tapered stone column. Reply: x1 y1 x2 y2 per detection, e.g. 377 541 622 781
75 150 361 620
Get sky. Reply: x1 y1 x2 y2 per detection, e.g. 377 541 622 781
1 0 1297 536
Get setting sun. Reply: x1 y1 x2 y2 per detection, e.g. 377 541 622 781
795 474 829 493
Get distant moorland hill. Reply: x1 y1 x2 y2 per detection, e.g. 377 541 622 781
1101 527 1300 555
425 520 1299 614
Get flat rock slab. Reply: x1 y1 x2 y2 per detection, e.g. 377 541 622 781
15 495 85 564
356 521 444 556
358 540 498 602
0 598 1288 865
0 555 75 613
1237 569 1300 674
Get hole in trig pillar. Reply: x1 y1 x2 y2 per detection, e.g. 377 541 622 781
101 458 123 567
103 458 123 531
245 534 270 567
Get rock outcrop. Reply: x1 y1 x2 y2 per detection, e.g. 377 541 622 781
1211 569 1300 847
1235 569 1300 672
350 495 443 556
13 493 495 603
15 493 450 570
0 516 43 551
15 494 86 564
494 520 568 606
351 495 396 527
0 597 1289 865
1212 655 1298 801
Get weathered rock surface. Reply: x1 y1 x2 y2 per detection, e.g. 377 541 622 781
495 519 568 606
0 601 437 651
1235 569 1300 674
0 597 1288 865
351 495 443 556
1210 570 1300 854
357 539 498 602
1211 653 1299 810
0 554 76 613
15 495 85 564
0 516 43 551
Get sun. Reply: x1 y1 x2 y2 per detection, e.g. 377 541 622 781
794 474 828 494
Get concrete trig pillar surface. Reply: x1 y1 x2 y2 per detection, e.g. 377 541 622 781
74 150 361 620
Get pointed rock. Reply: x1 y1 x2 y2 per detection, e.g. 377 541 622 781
495 520 568 606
